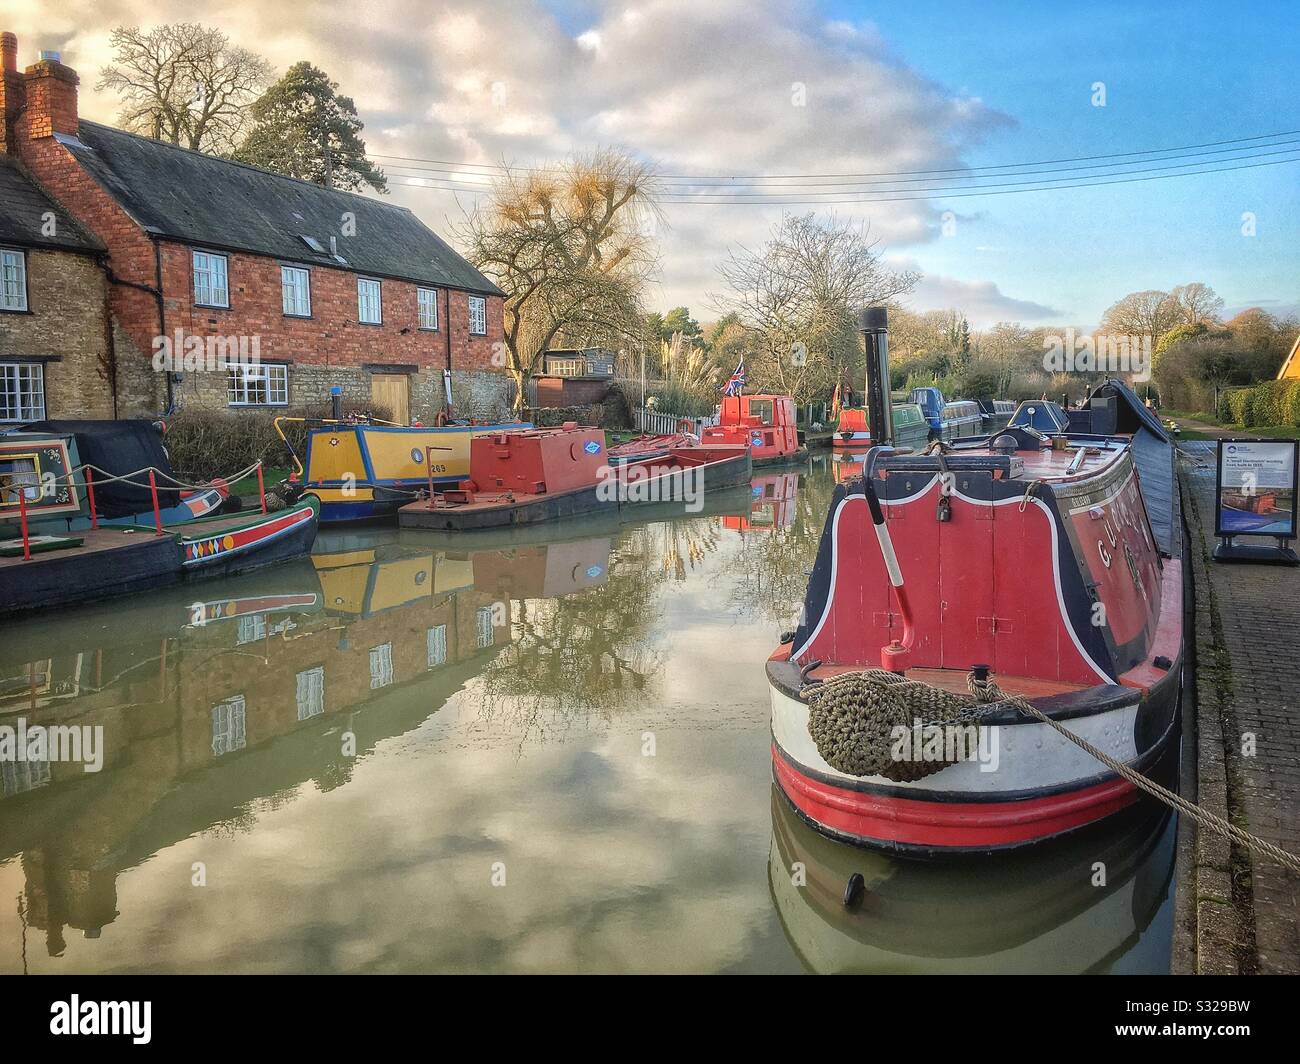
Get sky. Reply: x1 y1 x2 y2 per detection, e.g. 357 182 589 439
8 0 1298 329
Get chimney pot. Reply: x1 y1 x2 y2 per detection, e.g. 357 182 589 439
1 33 16 73
38 49 60 62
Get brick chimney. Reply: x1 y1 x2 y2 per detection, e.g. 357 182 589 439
0 31 23 153
24 46 79 140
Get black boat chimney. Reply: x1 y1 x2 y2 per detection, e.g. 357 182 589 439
859 306 893 445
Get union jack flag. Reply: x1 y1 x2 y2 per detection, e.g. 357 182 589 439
722 358 745 397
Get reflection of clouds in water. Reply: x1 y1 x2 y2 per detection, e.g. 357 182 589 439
2 713 781 973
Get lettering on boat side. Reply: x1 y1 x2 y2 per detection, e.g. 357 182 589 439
49 996 151 1044
0 718 103 773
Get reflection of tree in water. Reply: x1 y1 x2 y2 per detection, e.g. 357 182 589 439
722 464 840 628
472 516 728 744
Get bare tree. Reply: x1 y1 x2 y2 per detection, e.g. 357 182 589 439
1168 282 1225 326
710 213 918 404
98 24 272 152
461 150 661 413
1101 289 1182 345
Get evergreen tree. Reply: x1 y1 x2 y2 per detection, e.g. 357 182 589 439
234 62 387 193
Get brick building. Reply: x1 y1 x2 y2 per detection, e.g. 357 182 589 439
0 32 511 424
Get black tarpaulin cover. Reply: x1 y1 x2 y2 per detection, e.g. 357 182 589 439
25 420 182 517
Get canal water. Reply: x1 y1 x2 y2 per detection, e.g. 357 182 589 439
0 454 1175 973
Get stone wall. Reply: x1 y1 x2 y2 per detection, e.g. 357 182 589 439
0 247 115 419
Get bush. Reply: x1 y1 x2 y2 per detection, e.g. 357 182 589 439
163 400 393 482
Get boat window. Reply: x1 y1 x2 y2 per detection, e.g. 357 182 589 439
0 454 39 509
747 399 775 425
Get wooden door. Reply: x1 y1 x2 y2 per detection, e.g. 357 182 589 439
371 373 409 425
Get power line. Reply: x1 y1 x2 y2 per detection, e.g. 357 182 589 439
355 126 1300 182
380 144 1300 199
384 151 1300 204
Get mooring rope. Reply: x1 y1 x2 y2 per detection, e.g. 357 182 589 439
67 461 265 492
803 667 1300 874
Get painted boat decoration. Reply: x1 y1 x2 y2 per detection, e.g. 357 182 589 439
0 420 230 533
0 496 320 618
399 425 751 531
700 394 807 466
833 403 927 451
768 308 1183 856
277 416 531 523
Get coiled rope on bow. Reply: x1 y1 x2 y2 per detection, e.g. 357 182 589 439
800 666 1300 873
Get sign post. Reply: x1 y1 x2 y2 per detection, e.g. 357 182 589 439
1212 437 1300 565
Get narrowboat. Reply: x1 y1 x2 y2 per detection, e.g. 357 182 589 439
977 399 1017 435
0 496 319 618
768 308 1182 856
700 394 807 466
399 425 751 531
277 412 529 523
1 420 231 534
908 387 985 440
833 403 928 452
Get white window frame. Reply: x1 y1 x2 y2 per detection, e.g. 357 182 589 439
296 666 325 720
417 287 439 330
468 295 487 336
228 363 289 407
211 695 247 757
369 643 394 689
427 625 447 669
281 265 311 317
192 250 229 308
0 362 45 422
0 248 28 312
475 605 495 649
357 277 382 324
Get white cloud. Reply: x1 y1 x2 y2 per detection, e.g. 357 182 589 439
16 0 1021 313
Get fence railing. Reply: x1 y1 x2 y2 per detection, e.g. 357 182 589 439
633 406 718 436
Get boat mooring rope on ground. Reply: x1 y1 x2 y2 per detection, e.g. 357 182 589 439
801 667 1300 874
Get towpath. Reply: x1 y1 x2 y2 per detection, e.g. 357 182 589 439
1174 440 1300 974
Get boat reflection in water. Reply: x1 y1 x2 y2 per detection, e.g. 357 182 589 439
769 785 1176 974
721 473 801 534
0 533 614 960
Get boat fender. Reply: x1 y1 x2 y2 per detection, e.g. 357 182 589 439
778 630 796 645
843 873 866 910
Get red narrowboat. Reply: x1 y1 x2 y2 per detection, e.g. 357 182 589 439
769 308 1183 856
702 394 807 467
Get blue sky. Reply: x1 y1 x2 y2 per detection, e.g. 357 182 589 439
816 0 1300 324
26 0 1300 329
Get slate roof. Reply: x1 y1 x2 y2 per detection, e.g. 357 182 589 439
60 121 502 295
0 156 102 254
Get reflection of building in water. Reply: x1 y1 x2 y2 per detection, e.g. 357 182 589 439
721 473 800 533
0 536 612 959
768 787 1175 974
